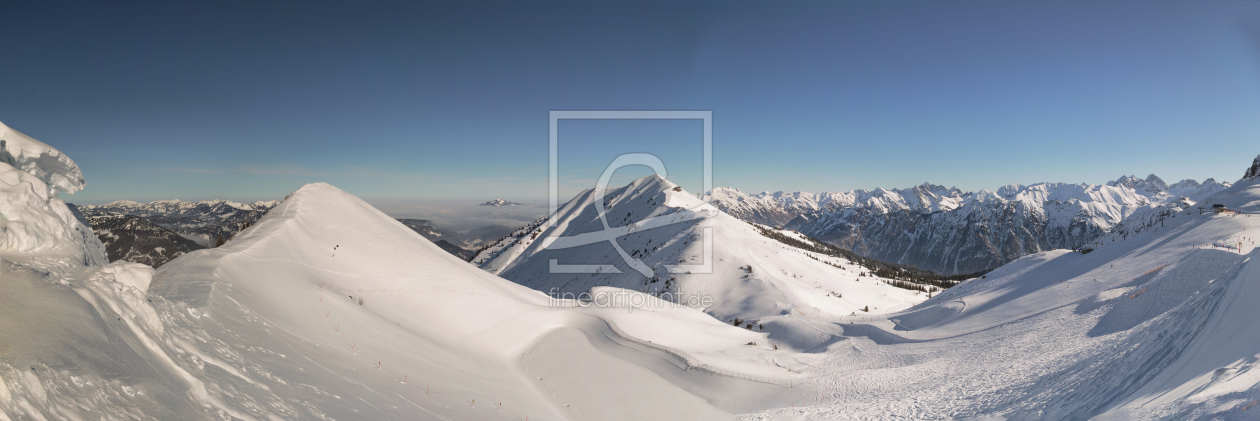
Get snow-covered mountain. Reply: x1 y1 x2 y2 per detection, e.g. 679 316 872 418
709 175 1230 274
80 209 206 267
480 199 522 206
474 175 932 325
1107 173 1231 203
777 163 1260 420
471 162 1260 419
7 120 1260 419
82 198 278 217
1 123 811 419
79 199 278 247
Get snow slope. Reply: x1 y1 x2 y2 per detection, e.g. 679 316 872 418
3 123 835 420
475 168 1260 419
475 175 930 336
5 178 815 418
741 166 1260 419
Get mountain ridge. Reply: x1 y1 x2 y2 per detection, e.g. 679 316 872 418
708 175 1231 274
475 174 933 326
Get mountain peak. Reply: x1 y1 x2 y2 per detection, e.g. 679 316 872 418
1107 174 1168 195
1245 155 1260 180
479 199 522 207
627 173 674 189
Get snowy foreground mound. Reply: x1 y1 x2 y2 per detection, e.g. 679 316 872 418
0 121 105 272
3 180 810 418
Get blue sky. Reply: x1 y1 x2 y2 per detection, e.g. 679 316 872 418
3 1 1260 205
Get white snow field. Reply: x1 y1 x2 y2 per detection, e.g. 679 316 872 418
5 118 1260 420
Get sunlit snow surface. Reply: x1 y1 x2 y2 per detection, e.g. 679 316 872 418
4 121 1260 420
749 179 1260 420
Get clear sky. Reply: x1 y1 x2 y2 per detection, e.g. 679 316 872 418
4 0 1260 205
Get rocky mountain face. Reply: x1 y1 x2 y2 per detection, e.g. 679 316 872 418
1246 155 1260 180
709 175 1231 274
80 209 206 267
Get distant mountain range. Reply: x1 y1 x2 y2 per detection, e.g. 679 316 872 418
77 209 205 267
78 199 280 247
708 175 1230 274
74 170 1240 276
75 200 481 266
479 199 522 206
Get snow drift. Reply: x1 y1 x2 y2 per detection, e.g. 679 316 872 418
0 121 105 272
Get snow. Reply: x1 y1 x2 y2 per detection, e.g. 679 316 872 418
0 121 86 196
6 121 1260 419
476 175 930 329
739 177 1260 420
83 198 279 215
710 176 1234 275
710 175 1229 228
0 121 106 273
3 171 811 419
483 172 1260 419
